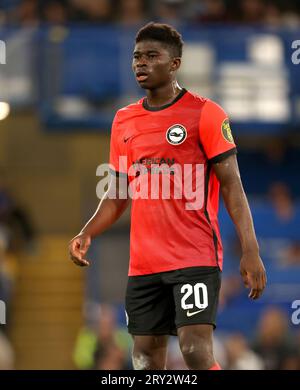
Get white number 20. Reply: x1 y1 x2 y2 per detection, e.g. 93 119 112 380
180 283 208 310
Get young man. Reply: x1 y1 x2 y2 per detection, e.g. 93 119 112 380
69 22 267 370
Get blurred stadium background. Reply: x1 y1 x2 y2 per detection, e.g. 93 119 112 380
0 0 300 370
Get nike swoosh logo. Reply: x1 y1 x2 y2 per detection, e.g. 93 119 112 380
186 309 204 317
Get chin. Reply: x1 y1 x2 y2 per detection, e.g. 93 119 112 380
138 81 151 89
139 82 157 90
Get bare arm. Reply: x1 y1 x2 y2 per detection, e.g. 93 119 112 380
69 174 129 267
213 154 267 299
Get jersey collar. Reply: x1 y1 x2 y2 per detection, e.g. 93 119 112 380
142 88 187 112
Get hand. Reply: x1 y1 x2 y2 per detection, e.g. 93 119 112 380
240 252 267 300
69 232 91 267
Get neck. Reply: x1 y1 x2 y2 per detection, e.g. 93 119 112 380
146 80 182 107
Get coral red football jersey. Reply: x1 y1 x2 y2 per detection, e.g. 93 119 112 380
109 89 237 276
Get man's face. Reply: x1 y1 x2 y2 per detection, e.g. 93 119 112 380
132 40 180 90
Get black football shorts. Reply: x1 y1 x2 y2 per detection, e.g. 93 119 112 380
125 266 221 336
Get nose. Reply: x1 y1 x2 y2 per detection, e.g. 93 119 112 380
136 55 148 68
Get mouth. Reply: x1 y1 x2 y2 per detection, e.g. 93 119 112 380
136 71 149 82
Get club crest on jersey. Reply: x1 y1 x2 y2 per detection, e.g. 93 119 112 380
221 118 234 144
166 124 187 145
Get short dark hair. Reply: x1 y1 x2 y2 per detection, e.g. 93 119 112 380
135 22 183 58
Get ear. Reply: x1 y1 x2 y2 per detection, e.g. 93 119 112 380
170 57 181 72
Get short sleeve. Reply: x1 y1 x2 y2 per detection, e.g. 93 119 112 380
199 99 237 163
109 112 128 176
